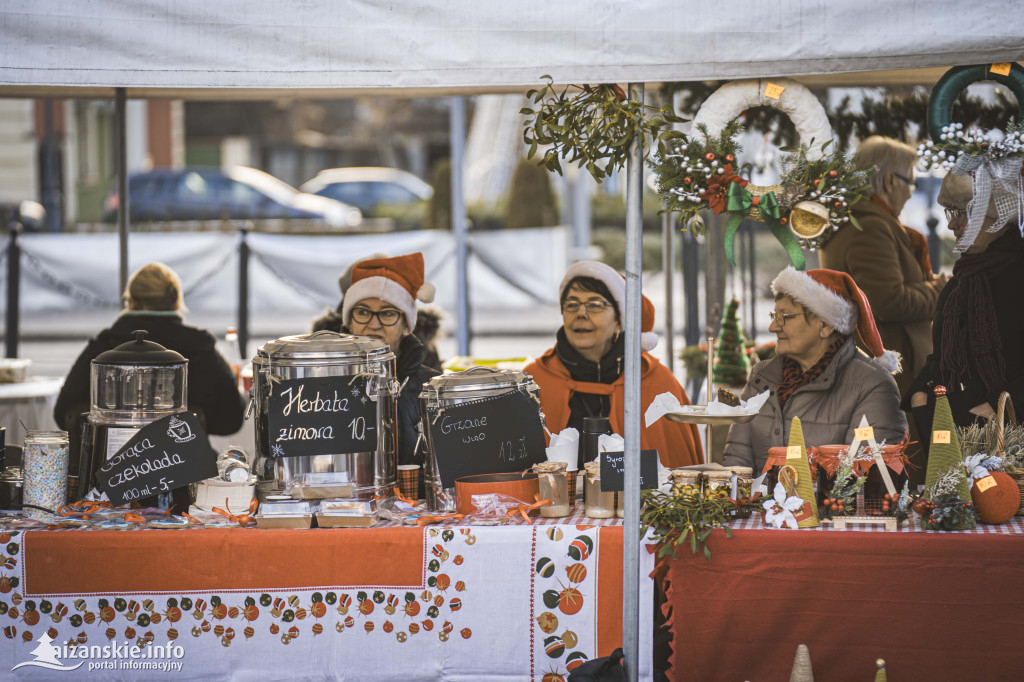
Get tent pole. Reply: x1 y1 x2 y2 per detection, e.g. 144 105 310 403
115 87 129 296
622 82 643 682
662 211 674 373
450 96 470 356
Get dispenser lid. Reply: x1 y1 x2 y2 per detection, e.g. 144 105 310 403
423 366 533 394
256 331 391 362
93 330 187 366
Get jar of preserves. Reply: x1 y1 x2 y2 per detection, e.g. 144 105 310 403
583 461 615 518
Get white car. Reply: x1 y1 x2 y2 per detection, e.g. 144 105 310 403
300 167 434 217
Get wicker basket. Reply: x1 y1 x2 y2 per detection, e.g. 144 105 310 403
994 393 1024 516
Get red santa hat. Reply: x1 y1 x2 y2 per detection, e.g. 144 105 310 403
559 261 658 352
771 266 901 374
342 252 435 329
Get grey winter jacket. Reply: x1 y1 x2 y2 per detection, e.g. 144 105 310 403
722 337 907 473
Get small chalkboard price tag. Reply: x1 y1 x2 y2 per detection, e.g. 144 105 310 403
97 412 217 506
599 450 659 492
425 391 547 486
267 376 379 458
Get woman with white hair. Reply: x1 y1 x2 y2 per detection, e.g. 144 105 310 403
819 136 948 397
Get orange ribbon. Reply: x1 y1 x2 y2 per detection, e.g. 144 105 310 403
392 487 417 506
180 512 205 526
507 495 552 523
415 514 464 527
123 512 146 524
57 500 112 518
212 498 259 527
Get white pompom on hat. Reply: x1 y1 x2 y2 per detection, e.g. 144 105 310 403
560 261 658 352
342 252 435 329
771 266 902 374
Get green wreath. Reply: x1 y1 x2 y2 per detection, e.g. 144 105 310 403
927 63 1024 143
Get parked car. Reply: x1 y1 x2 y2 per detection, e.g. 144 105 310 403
103 167 363 227
300 167 433 217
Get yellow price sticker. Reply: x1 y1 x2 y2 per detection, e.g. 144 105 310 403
764 82 786 100
990 62 1012 76
786 445 803 459
976 475 997 492
932 430 951 444
854 427 875 441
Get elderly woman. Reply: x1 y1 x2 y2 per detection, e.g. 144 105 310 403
335 253 439 470
722 268 907 473
820 136 947 396
905 173 1024 436
524 261 702 468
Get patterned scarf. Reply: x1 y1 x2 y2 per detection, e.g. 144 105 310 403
776 336 846 408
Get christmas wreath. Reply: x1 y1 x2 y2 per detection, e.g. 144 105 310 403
919 63 1024 253
651 79 873 270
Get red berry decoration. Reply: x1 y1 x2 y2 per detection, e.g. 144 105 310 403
828 170 838 178
725 154 735 162
683 177 692 185
779 217 788 225
812 178 821 186
704 152 715 161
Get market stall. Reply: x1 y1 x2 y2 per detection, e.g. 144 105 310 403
0 515 653 681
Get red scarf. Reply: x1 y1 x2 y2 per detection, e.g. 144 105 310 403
776 336 846 407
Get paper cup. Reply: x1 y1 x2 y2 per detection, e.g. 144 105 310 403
397 464 421 501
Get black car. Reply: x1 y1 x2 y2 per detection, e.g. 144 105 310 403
103 167 362 227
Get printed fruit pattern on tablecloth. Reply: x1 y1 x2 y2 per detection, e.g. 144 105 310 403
0 526 476 650
533 526 599 679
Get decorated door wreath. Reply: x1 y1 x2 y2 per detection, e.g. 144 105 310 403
653 78 872 270
918 63 1024 253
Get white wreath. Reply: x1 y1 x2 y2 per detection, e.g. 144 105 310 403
690 78 834 161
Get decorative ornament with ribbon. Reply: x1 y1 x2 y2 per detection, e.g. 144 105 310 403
725 182 806 270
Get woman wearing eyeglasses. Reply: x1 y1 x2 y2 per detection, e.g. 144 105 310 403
524 261 703 468
336 253 440 473
905 172 1024 437
722 267 907 474
819 136 948 399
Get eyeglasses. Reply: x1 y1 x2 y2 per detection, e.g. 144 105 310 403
892 172 917 191
943 206 967 221
350 306 403 327
562 299 613 315
768 310 800 327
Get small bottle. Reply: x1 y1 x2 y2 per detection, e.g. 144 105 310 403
583 461 615 519
580 416 612 470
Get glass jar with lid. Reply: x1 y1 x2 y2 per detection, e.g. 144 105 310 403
670 469 703 497
724 466 754 518
90 330 187 425
23 430 70 521
533 461 571 518
583 461 615 518
704 470 733 500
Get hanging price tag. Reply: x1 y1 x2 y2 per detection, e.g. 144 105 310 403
764 82 786 100
932 430 951 444
990 63 1012 76
976 475 997 492
854 426 875 441
786 445 803 459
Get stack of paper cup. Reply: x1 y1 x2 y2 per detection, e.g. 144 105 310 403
546 428 580 502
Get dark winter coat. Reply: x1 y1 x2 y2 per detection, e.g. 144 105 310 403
903 228 1024 429
393 333 439 467
54 312 245 437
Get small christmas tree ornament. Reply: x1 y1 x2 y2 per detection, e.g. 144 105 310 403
874 658 887 682
924 386 972 500
789 643 814 682
787 417 820 528
712 298 750 387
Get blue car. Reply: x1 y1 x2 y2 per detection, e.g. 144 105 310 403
104 167 362 227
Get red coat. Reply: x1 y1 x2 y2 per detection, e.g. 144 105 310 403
524 348 703 468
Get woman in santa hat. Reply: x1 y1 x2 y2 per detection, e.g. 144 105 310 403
338 253 440 474
524 261 703 468
722 267 907 473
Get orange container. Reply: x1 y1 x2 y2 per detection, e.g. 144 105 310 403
454 473 539 516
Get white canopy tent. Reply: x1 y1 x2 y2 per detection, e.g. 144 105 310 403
4 3 1024 679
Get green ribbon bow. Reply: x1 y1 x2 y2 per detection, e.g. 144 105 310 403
725 182 805 271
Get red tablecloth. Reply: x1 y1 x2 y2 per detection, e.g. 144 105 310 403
664 517 1024 681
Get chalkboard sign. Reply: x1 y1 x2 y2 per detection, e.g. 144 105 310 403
267 376 379 458
425 391 547 487
599 450 660 492
97 412 217 506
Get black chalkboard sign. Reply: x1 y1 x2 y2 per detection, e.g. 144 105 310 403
599 450 660 491
267 376 379 458
97 412 217 506
425 391 547 486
